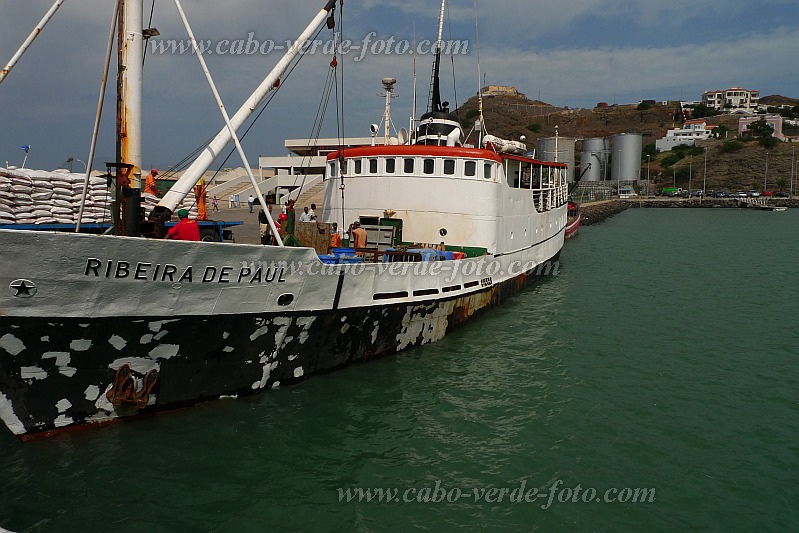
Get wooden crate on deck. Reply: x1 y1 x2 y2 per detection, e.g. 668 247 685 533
294 221 332 254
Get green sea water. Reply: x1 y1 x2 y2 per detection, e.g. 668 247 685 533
1 208 798 532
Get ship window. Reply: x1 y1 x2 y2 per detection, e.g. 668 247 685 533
386 158 396 174
369 158 378 174
354 159 362 174
443 159 455 175
423 159 435 175
484 163 492 179
465 160 476 176
277 293 294 306
404 158 415 173
328 162 336 178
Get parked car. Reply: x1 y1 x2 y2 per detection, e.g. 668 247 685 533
712 191 727 198
736 191 748 198
748 190 760 197
691 190 703 197
774 191 790 198
762 191 772 197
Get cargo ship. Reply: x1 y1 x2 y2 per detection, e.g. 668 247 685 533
0 0 568 439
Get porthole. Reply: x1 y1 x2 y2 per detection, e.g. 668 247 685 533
277 293 294 306
439 228 448 237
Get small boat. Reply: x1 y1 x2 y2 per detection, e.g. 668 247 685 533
565 197 581 238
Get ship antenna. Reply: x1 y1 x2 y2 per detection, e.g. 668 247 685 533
380 78 398 144
429 0 446 113
410 22 417 142
473 0 485 145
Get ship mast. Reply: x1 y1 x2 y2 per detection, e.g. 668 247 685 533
430 0 446 113
117 0 144 188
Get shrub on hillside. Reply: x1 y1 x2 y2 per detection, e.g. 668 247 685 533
719 140 744 153
661 153 683 168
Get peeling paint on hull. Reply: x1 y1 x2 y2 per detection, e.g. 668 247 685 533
0 253 559 439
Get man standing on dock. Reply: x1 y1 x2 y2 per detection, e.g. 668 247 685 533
165 209 200 241
248 194 255 213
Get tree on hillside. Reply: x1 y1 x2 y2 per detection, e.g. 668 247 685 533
689 104 721 119
745 118 779 148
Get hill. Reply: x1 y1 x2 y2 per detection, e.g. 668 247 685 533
453 90 796 192
759 95 799 107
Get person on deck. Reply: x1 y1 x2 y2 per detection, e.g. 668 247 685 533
165 209 200 241
299 206 313 222
351 221 367 249
248 194 255 213
144 169 159 196
308 203 317 220
258 205 273 245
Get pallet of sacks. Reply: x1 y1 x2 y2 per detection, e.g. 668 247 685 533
0 167 197 225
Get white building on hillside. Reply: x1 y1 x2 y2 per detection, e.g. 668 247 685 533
656 119 716 151
702 88 759 112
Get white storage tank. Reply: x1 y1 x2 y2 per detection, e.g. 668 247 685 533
579 138 608 182
538 137 576 182
611 133 642 182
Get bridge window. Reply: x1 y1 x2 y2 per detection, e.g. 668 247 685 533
444 159 455 175
369 158 378 174
386 158 396 174
484 163 492 180
423 159 435 175
404 158 415 173
465 160 476 176
354 159 362 174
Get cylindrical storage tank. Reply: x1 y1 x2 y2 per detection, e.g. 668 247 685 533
538 137 576 182
579 138 608 182
611 133 642 182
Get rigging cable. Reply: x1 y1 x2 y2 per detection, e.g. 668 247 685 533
158 23 328 212
334 0 347 236
446 0 458 114
292 62 337 202
472 0 486 144
142 0 156 67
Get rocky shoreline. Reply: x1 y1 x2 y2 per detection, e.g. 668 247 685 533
579 200 630 226
579 198 796 225
623 198 799 209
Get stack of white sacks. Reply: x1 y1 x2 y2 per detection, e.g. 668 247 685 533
141 190 199 220
0 167 198 225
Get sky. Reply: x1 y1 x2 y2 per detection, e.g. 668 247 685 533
1 0 797 171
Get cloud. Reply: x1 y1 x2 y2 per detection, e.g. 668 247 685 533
476 26 799 108
1 0 797 170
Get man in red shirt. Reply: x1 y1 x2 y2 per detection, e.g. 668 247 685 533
165 209 201 241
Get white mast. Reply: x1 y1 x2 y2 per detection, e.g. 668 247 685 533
382 77 397 144
118 0 144 187
154 0 338 218
0 0 66 87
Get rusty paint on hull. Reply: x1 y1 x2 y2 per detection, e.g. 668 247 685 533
1 253 560 439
